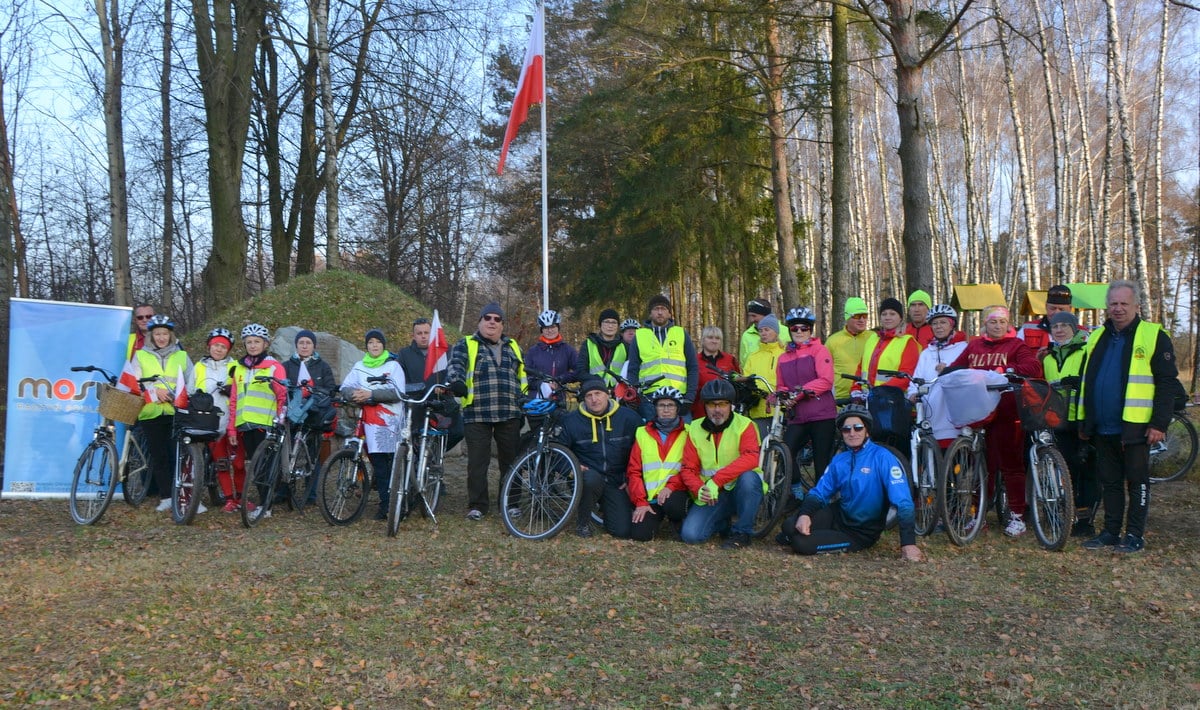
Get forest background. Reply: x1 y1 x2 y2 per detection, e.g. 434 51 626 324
0 0 1197 416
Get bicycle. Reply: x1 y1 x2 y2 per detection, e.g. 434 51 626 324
938 371 1074 550
170 394 227 525
878 369 943 536
317 396 374 526
499 383 583 540
386 385 455 536
1149 401 1197 484
67 365 156 525
240 376 322 528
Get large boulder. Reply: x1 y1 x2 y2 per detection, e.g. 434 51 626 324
271 326 364 384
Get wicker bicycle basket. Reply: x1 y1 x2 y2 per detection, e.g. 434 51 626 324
97 384 145 425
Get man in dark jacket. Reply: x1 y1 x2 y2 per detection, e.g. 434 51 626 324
395 318 462 452
560 378 643 538
1077 280 1178 553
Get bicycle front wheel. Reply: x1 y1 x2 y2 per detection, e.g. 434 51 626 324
241 441 280 528
171 442 208 525
318 449 371 526
752 440 793 538
1149 412 1197 484
913 436 943 536
287 434 315 514
939 438 986 546
419 435 446 518
386 445 411 538
1027 445 1073 551
120 431 151 506
70 439 119 525
500 443 582 541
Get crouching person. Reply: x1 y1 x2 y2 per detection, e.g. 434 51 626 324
626 387 692 541
779 408 925 561
678 379 763 550
561 378 643 538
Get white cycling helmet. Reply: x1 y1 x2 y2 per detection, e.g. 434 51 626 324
241 323 270 340
620 318 640 331
537 310 561 328
647 386 684 404
928 304 958 323
146 315 175 331
207 327 233 344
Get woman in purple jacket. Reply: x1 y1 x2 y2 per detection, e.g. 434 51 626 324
776 307 838 492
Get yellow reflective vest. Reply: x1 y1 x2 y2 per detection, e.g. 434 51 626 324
634 426 686 500
583 339 627 386
462 337 528 407
1077 320 1161 425
636 326 688 394
687 414 762 492
232 360 281 428
134 349 191 420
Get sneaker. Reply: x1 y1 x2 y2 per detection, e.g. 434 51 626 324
1003 514 1026 538
155 498 172 512
721 532 752 550
1070 519 1094 538
1113 534 1145 554
196 502 207 515
222 499 239 513
576 519 594 538
466 509 483 521
1082 530 1122 550
506 506 522 519
774 530 791 546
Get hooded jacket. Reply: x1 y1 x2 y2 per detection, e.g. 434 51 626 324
560 399 643 485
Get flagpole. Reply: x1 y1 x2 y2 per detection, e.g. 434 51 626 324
538 2 549 313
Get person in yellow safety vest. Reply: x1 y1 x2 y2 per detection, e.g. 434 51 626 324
1076 280 1178 554
127 304 155 359
740 314 785 428
852 297 920 395
575 308 627 388
447 302 529 521
1040 311 1097 537
677 379 763 549
628 294 698 421
826 297 872 401
128 315 194 512
194 327 238 512
739 298 773 364
626 386 693 541
226 323 288 515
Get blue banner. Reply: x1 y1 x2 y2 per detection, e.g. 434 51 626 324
4 299 132 498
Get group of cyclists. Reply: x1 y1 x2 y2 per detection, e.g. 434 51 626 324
118 276 1180 557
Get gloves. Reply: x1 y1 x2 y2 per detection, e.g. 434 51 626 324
850 390 866 402
448 380 468 397
217 384 232 397
766 393 778 407
1059 376 1081 390
696 479 720 506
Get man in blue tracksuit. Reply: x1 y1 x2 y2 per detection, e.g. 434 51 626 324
778 408 925 561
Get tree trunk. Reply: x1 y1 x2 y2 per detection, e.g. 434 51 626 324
1030 0 1067 283
829 0 854 318
995 7 1040 289
314 0 340 269
1148 0 1170 322
764 3 799 308
193 0 266 313
1105 0 1148 304
161 0 175 313
97 0 132 306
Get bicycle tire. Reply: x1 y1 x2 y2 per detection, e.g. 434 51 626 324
204 452 227 509
420 435 446 518
500 443 582 540
318 448 372 526
793 441 818 492
386 444 410 537
171 442 208 525
752 440 793 538
1149 412 1197 484
912 436 942 536
241 441 280 528
69 438 119 525
1027 445 1073 551
286 434 314 514
939 437 986 546
120 431 151 506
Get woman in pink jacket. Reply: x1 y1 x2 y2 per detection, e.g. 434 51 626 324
776 307 838 493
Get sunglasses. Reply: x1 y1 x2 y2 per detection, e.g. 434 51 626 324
135 314 154 320
481 315 503 323
789 324 811 333
840 424 866 432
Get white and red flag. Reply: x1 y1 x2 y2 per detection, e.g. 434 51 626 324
497 6 545 174
425 309 450 380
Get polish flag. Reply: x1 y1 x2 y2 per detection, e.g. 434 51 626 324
425 309 450 380
497 6 545 175
174 366 190 408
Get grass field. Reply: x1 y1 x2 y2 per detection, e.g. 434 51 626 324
2 452 1198 708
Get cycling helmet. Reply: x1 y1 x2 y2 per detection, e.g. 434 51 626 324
700 378 737 403
522 398 556 416
146 315 175 331
620 318 640 331
207 327 233 344
785 306 816 326
836 406 873 434
928 304 958 323
241 323 270 340
647 386 684 404
537 310 561 328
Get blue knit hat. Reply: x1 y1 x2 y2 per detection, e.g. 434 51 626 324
295 329 317 347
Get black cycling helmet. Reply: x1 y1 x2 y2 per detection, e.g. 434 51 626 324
700 378 737 403
836 406 873 434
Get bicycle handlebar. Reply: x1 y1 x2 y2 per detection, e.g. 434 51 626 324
71 365 119 386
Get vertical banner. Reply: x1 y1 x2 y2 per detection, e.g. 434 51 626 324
4 299 132 498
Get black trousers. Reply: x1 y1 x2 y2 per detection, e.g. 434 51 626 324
783 418 837 485
1092 434 1150 538
141 415 175 502
629 490 691 541
464 418 523 514
781 503 876 555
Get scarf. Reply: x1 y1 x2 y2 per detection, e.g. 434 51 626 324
240 352 268 369
653 416 681 434
362 350 389 369
700 413 733 441
539 333 563 345
582 400 619 442
146 340 180 359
